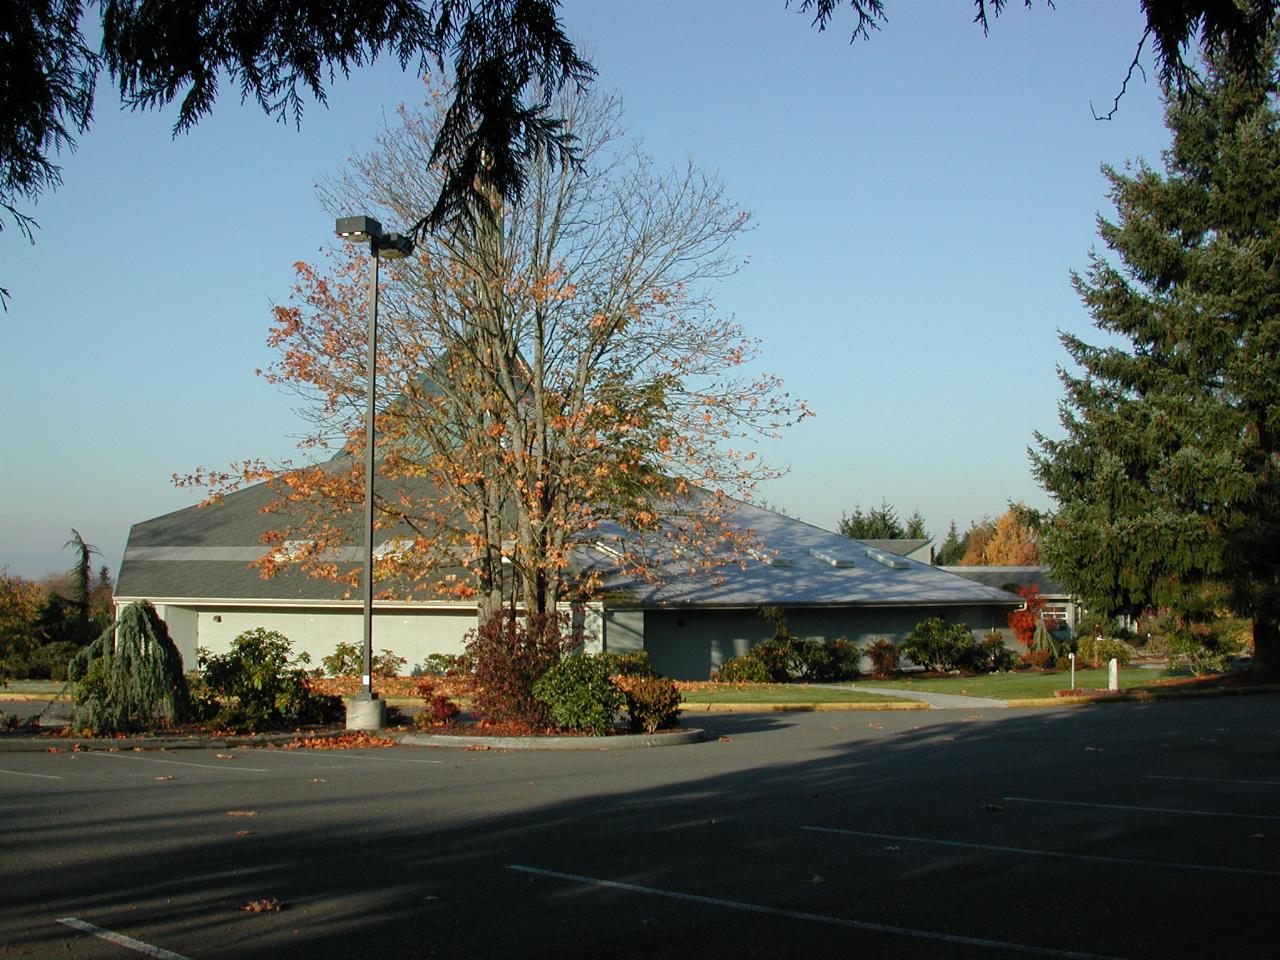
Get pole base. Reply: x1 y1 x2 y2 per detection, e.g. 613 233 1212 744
345 694 386 731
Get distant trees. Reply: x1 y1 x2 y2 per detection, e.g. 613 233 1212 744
934 504 1039 566
837 500 929 541
0 531 114 680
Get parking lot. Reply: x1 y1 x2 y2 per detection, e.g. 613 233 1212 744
2 695 1278 959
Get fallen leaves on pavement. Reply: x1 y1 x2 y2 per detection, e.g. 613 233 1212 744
282 733 396 750
241 898 283 913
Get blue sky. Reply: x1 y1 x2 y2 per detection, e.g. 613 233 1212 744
0 1 1171 579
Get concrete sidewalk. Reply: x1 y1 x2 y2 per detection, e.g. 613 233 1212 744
846 684 1008 709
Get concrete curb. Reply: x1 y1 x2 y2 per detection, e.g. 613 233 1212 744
0 730 349 753
0 726 712 753
399 727 710 750
1006 682 1280 708
678 701 929 713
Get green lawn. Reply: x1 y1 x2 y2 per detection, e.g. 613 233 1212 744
680 685 914 705
855 667 1178 701
0 679 71 698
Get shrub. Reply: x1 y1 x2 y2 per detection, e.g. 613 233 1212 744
413 681 462 727
321 641 361 677
714 653 772 683
619 675 682 733
466 612 574 727
417 652 474 677
979 634 1017 673
321 642 406 678
598 650 657 678
747 636 801 680
69 601 189 735
900 618 981 673
1076 634 1137 667
823 637 862 681
202 628 340 731
7 640 82 681
532 654 623 735
1021 649 1054 670
866 637 900 676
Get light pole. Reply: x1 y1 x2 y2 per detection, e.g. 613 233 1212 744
335 215 414 730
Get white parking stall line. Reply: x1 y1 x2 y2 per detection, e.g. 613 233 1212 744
57 918 191 960
0 767 62 780
800 826 1279 877
1003 796 1280 821
508 865 1130 960
1147 774 1280 786
82 753 269 773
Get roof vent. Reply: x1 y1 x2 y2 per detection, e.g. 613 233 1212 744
866 547 909 569
808 547 856 568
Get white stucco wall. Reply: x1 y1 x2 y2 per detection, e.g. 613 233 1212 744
119 602 477 673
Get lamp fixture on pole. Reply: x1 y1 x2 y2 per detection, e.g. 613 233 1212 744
335 214 415 730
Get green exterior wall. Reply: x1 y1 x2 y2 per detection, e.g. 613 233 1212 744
633 605 1016 680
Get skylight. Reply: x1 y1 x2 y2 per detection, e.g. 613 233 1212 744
866 547 909 569
750 547 793 567
808 547 856 568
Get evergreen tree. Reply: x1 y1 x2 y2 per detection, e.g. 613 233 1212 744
837 499 905 540
934 520 967 566
1033 37 1280 673
63 529 98 646
69 600 189 734
904 510 929 540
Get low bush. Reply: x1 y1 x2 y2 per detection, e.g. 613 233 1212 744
320 642 406 678
598 650 657 678
618 675 682 733
417 652 474 677
413 681 462 727
979 634 1018 672
4 640 82 681
1021 649 1054 670
202 628 341 731
466 612 574 727
1076 634 1137 667
714 653 772 683
533 654 623 735
900 618 980 673
900 618 1013 675
713 636 862 683
823 637 862 681
866 637 900 676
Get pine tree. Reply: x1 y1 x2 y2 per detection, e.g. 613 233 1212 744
837 499 905 539
904 510 929 540
934 520 966 566
1033 37 1280 673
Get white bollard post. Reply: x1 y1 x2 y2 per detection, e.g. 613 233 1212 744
1108 657 1119 691
1069 652 1076 690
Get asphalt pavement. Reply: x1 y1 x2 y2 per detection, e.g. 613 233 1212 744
2 695 1278 959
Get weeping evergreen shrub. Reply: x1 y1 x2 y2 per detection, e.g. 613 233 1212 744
68 600 190 734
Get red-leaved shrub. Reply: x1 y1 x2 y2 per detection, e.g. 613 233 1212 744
465 612 575 727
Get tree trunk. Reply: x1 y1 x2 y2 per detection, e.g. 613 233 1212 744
1252 615 1279 675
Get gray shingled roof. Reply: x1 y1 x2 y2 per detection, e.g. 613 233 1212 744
861 538 931 557
118 472 1020 612
941 566 1069 597
588 502 1018 609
